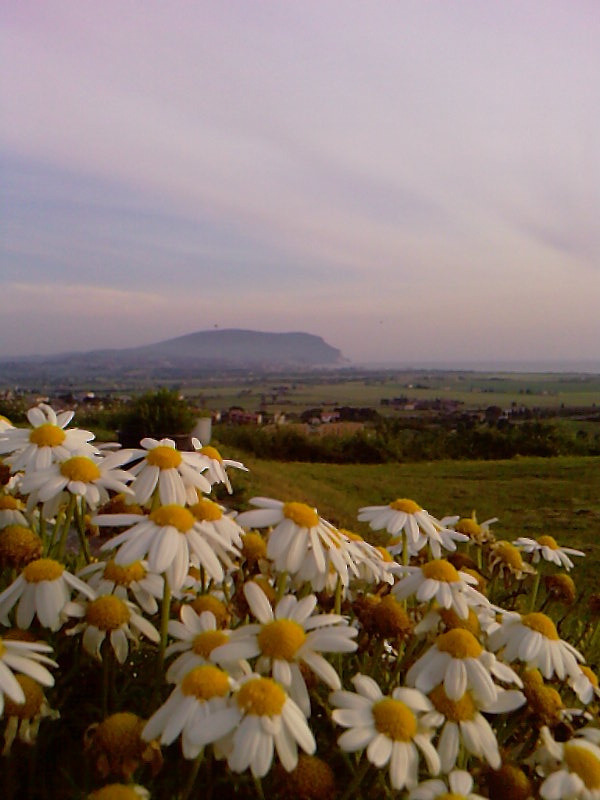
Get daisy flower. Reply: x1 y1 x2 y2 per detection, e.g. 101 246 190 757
392 559 490 619
188 497 244 549
2 673 59 755
421 684 525 771
211 582 357 715
84 711 162 781
358 498 467 558
77 559 164 615
97 504 239 593
487 611 585 682
235 497 344 576
406 628 522 705
0 403 96 473
0 634 57 716
88 785 150 800
0 558 95 631
453 513 498 545
488 540 536 581
0 525 43 569
409 770 487 800
0 414 14 432
514 534 585 571
191 441 248 494
64 594 160 663
165 606 248 684
0 494 29 528
142 664 238 759
20 449 135 513
225 674 316 778
128 438 211 506
536 726 600 800
330 673 440 791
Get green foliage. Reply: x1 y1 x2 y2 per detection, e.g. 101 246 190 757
116 388 195 446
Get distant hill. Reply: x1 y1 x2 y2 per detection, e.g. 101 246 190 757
0 329 347 387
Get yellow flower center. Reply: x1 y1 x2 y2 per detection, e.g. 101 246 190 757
521 612 559 640
242 532 267 561
86 596 130 631
421 559 460 583
236 677 286 716
0 414 12 424
257 619 307 660
283 502 319 528
0 525 43 567
180 664 230 700
375 546 394 563
371 698 417 741
564 743 600 790
23 558 64 583
4 674 44 719
192 630 228 658
103 560 146 586
537 535 559 550
429 685 476 721
190 498 223 521
439 607 481 636
199 445 223 463
283 754 336 800
436 628 483 659
29 423 66 447
150 504 195 533
0 496 21 510
493 541 523 569
90 786 145 800
580 665 599 688
455 518 481 537
189 595 229 627
0 637 4 657
60 456 101 483
94 712 144 755
372 595 412 638
438 795 466 800
145 445 182 469
389 498 422 514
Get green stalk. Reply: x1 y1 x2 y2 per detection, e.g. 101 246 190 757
275 570 288 602
334 576 343 616
529 569 542 613
181 750 204 800
55 494 76 560
157 576 171 680
74 497 91 564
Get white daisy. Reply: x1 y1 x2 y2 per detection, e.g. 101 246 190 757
409 770 487 800
330 673 440 791
64 594 160 663
421 683 525 771
142 663 238 759
536 726 600 800
21 449 135 512
0 557 95 631
406 628 522 705
487 611 585 682
225 674 316 778
211 582 357 715
358 498 466 558
0 414 14 432
165 606 249 683
392 559 489 619
188 497 244 549
97 504 239 593
128 438 211 506
514 535 585 571
0 635 58 716
235 497 344 577
191 441 248 494
0 494 29 528
0 403 96 473
77 559 164 615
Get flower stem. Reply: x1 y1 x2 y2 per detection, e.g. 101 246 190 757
75 497 91 565
181 750 204 800
529 569 541 613
56 494 76 560
157 576 171 680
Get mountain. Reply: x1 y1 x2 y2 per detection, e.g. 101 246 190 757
0 330 347 387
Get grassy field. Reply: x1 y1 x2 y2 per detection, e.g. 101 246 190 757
221 451 600 591
187 371 600 415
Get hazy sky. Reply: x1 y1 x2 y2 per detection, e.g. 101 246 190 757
1 2 599 364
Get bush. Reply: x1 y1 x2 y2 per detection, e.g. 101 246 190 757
116 388 195 446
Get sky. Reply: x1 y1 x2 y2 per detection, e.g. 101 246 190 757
1 1 599 365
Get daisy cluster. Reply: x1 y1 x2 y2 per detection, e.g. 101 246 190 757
0 403 598 800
